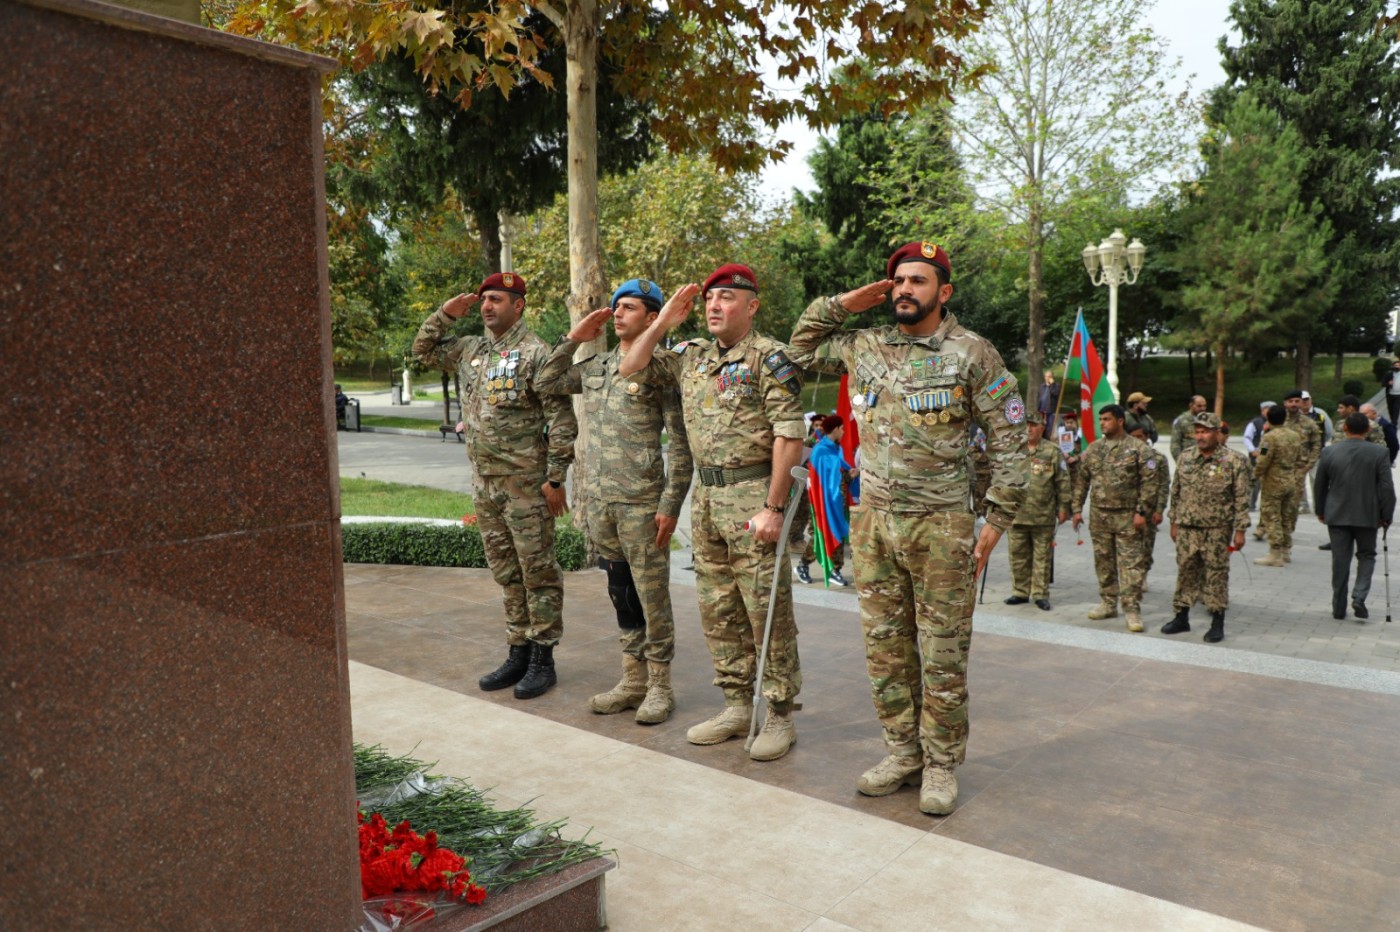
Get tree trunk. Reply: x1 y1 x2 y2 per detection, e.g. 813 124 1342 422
1295 339 1312 390
1186 349 1195 396
1334 347 1344 383
565 0 606 554
1214 342 1226 417
1024 200 1045 391
476 211 502 276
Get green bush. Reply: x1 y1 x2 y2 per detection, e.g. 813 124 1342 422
342 521 588 571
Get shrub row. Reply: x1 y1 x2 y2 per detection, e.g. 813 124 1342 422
342 521 588 571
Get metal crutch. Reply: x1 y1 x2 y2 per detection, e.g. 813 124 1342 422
1385 527 1392 623
746 465 811 753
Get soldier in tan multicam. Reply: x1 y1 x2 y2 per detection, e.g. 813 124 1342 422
618 264 806 762
1282 390 1322 514
1004 411 1070 611
413 272 577 700
788 240 1029 817
1071 404 1159 633
1254 404 1306 567
536 279 693 725
1160 412 1250 643
1128 423 1169 591
1334 396 1389 450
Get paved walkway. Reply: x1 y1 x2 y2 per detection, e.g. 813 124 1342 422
337 430 1400 672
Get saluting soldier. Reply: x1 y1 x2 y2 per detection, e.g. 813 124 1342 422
413 272 577 699
1254 404 1307 567
536 279 694 724
789 240 1029 816
1162 412 1251 642
1004 411 1070 611
618 264 807 762
1072 404 1160 633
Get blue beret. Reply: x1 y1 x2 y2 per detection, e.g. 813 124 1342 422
611 278 664 310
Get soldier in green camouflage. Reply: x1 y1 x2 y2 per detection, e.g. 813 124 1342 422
536 279 693 725
1128 424 1170 591
618 264 806 763
413 272 577 700
1335 396 1389 450
1169 395 1208 460
1283 390 1322 514
1161 412 1251 642
1254 404 1306 566
1004 411 1069 610
1071 404 1160 633
788 240 1029 817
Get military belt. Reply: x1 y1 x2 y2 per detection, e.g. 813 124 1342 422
697 462 771 488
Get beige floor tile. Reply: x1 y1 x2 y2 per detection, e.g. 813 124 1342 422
825 832 1260 932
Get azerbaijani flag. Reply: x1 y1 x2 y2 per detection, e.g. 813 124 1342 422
1065 308 1116 444
836 373 859 503
807 438 851 586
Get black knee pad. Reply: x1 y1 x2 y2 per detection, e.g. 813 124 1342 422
601 559 646 629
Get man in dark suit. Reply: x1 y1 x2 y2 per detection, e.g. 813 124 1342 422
1314 413 1396 620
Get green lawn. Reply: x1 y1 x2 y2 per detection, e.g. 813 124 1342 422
360 414 448 430
341 477 474 518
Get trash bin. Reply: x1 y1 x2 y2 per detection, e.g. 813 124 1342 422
391 385 403 406
345 398 361 432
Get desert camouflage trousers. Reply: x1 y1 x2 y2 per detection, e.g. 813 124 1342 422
1007 524 1055 599
691 478 801 708
587 499 675 663
1172 524 1233 613
474 473 563 646
852 506 975 768
1258 482 1301 550
1089 508 1147 612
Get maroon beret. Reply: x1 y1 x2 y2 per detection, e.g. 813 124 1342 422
886 241 951 281
702 263 759 294
479 271 526 297
820 414 844 434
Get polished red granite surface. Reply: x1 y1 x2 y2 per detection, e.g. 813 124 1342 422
0 0 355 925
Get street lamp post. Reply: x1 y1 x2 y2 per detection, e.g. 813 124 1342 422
1081 229 1146 400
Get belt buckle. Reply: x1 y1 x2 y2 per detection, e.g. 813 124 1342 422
700 466 723 487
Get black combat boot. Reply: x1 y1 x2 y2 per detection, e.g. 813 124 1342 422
1203 611 1225 643
479 644 530 691
1160 607 1190 635
514 643 557 699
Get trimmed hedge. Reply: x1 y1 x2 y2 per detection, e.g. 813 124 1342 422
342 521 588 571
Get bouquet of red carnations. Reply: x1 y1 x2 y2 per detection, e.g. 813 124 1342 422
358 809 486 930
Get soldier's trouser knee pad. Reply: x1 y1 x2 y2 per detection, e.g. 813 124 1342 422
600 559 646 630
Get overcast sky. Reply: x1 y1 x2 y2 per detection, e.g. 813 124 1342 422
756 0 1238 202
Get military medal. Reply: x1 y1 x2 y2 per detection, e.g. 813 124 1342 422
940 409 952 424
852 392 866 410
471 358 482 368
505 378 515 389
910 413 924 427
507 390 518 400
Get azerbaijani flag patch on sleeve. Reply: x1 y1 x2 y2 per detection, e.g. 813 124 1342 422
986 375 1011 400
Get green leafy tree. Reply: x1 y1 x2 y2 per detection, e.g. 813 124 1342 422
1174 93 1335 416
1212 0 1400 387
953 0 1197 388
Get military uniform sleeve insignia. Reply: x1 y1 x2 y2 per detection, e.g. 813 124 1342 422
763 350 802 396
986 374 1012 401
1145 456 1157 471
673 340 692 354
1004 397 1025 424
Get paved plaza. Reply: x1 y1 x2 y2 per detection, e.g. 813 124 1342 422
340 428 1400 929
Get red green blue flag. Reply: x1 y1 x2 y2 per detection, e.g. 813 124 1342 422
1065 308 1116 444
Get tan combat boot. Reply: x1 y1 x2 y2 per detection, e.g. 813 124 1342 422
1125 611 1144 633
588 654 647 714
856 753 923 797
749 706 796 761
634 660 675 725
1254 547 1285 567
686 704 752 745
1087 600 1118 620
1281 547 1292 564
920 763 959 815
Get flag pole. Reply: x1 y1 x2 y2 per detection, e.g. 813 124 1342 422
1052 308 1080 425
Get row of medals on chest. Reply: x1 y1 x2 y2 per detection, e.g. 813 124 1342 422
853 382 965 427
475 349 521 405
695 359 751 406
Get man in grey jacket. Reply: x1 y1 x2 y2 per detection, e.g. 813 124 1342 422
1314 412 1396 620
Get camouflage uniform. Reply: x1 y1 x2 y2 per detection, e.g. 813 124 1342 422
413 313 577 646
1286 409 1322 510
1170 445 1251 613
1330 418 1389 450
1007 440 1070 601
790 297 1028 769
1072 435 1160 614
969 433 993 518
536 339 692 663
1141 447 1170 581
1169 410 1196 460
1255 425 1305 552
650 331 806 710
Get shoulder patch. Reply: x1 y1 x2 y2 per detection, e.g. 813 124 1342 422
672 340 692 354
986 374 1012 401
1004 397 1025 424
1145 458 1157 471
763 350 802 396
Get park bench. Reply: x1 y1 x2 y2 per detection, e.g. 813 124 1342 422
439 423 465 443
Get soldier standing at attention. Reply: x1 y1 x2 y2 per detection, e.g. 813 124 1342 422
788 241 1028 816
1254 404 1306 567
1004 411 1070 611
535 279 694 724
1161 412 1251 642
413 273 577 699
1282 390 1322 514
618 264 806 762
1129 423 1169 591
1169 395 1208 460
1072 404 1159 632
